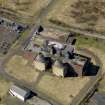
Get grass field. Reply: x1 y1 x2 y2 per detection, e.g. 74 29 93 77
36 74 90 105
0 76 11 105
76 36 105 52
5 55 40 83
0 0 50 24
45 0 105 35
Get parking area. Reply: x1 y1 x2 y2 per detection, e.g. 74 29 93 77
0 26 19 54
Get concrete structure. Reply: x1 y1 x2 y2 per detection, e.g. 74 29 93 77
73 54 90 76
52 60 67 77
9 85 31 101
33 53 52 72
33 54 46 71
65 53 90 76
26 29 91 77
62 44 74 59
48 41 64 49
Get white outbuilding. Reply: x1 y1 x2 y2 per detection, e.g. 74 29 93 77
9 85 31 101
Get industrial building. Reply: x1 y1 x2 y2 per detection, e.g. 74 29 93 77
32 37 90 77
9 85 31 101
26 27 91 77
33 53 52 72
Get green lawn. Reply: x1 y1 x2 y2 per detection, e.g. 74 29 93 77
76 35 105 52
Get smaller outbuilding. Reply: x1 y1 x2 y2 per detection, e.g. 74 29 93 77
9 85 31 101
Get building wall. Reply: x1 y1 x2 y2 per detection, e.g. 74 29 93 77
9 89 25 101
52 66 65 77
33 61 46 71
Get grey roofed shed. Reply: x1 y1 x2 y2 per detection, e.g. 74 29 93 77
10 85 31 101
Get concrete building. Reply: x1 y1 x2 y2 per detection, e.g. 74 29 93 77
9 85 31 101
73 54 90 76
26 30 91 77
33 54 46 71
52 60 67 77
62 44 74 59
48 41 64 50
66 54 90 76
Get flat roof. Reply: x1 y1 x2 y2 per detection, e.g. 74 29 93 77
10 85 30 97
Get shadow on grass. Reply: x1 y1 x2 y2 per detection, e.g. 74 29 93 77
27 91 37 100
84 62 100 76
65 62 100 77
64 63 78 77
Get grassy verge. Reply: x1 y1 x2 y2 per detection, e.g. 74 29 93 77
76 35 105 52
21 29 31 39
0 75 11 105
